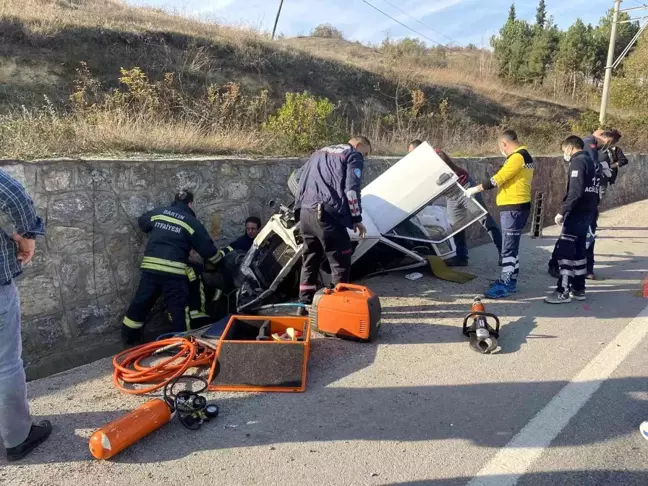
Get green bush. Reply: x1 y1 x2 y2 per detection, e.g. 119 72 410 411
263 92 345 153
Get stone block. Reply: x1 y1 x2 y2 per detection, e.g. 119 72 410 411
58 252 114 303
49 193 93 225
94 192 120 225
200 181 225 199
226 181 249 200
129 164 156 189
42 167 75 192
68 294 127 336
1 164 29 188
119 193 155 218
46 226 95 254
157 167 202 191
267 163 293 184
17 273 61 318
21 313 67 358
114 260 134 288
248 165 266 180
219 162 239 176
78 166 112 191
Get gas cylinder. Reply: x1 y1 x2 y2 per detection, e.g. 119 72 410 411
89 398 172 460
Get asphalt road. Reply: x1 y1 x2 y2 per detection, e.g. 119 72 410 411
2 200 648 485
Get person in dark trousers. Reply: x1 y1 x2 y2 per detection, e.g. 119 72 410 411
408 140 502 266
0 169 52 461
228 216 262 253
548 129 626 279
545 136 600 304
122 190 226 344
295 137 371 309
465 129 535 299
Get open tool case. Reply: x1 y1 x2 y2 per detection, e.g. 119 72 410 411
207 315 311 392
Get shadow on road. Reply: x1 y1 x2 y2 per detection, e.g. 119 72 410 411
390 469 648 486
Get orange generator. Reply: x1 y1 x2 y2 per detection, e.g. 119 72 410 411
310 283 381 342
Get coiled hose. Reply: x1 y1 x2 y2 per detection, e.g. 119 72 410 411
112 337 215 395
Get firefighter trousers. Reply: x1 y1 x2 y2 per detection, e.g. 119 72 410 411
585 209 598 274
554 214 592 294
298 208 352 304
122 271 190 343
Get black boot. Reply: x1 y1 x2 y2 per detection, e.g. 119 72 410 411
445 257 468 267
6 421 52 462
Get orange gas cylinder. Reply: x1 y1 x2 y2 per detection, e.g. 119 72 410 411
311 283 381 342
89 398 172 460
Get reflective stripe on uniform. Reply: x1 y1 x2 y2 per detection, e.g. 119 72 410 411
186 267 197 281
123 316 143 329
209 251 224 264
151 215 195 235
212 289 222 302
185 307 191 331
142 256 187 269
141 263 187 276
190 310 210 319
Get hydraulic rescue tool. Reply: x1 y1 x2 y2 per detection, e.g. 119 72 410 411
462 296 500 354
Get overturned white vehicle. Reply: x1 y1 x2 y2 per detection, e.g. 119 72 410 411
236 142 488 312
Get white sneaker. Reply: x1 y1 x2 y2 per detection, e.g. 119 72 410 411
545 291 572 304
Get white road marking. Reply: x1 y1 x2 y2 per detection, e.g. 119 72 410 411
467 302 648 486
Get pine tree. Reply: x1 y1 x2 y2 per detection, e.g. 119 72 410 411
508 3 516 22
536 0 547 28
555 19 594 97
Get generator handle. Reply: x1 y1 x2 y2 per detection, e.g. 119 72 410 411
333 283 368 294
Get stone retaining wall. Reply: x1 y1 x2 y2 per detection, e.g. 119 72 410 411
1 154 646 379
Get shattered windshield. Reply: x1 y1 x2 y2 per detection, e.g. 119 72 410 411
387 182 487 244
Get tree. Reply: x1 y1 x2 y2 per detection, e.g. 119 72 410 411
508 3 516 22
492 15 533 83
591 10 640 84
610 31 648 111
527 22 560 84
535 0 547 28
555 19 595 97
310 24 345 39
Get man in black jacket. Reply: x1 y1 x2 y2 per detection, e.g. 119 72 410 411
296 137 370 307
121 190 225 344
545 136 600 304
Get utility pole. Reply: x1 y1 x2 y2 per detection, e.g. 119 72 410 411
271 0 285 40
599 0 621 125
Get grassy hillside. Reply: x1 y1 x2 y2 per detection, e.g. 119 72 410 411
0 0 641 159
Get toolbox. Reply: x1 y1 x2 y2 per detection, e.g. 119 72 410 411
207 315 311 392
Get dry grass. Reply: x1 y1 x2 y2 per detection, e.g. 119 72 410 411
0 0 645 159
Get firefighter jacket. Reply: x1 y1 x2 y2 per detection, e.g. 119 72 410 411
481 146 534 211
560 151 600 219
138 201 223 276
295 143 364 229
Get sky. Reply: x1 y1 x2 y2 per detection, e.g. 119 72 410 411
126 0 624 48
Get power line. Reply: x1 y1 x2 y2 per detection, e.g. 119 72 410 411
377 0 463 47
358 0 452 48
358 0 474 60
